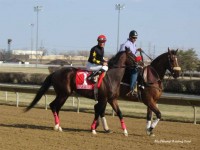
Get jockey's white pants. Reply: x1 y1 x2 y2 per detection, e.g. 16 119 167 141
86 62 108 72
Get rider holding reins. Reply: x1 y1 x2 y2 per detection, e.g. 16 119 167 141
86 34 108 83
119 30 142 96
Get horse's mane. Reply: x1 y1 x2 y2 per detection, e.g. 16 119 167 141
108 51 125 68
151 50 177 65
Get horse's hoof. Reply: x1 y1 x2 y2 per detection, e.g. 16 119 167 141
91 129 97 135
58 126 63 132
124 132 128 137
123 129 128 137
54 124 59 131
146 128 155 136
54 124 62 132
150 133 155 137
104 129 113 133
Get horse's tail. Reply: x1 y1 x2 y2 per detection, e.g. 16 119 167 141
24 73 54 112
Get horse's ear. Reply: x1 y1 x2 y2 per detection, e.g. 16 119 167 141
168 47 172 54
168 47 170 52
176 49 179 53
125 47 131 53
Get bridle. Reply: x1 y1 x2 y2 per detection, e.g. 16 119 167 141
163 51 182 88
167 51 181 76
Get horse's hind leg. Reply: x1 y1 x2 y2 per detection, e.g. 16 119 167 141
146 103 161 136
49 94 69 132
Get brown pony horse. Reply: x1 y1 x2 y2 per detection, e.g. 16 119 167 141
120 48 181 136
25 50 136 136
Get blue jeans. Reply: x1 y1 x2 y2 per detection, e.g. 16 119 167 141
130 68 138 91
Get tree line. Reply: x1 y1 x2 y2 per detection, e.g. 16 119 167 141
1 48 200 74
178 48 200 73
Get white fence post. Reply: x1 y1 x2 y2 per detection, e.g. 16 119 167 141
16 92 19 107
112 109 115 117
193 106 197 124
77 97 80 113
72 97 74 107
0 84 200 124
5 91 7 101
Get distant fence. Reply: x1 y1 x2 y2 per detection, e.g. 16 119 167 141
0 83 199 124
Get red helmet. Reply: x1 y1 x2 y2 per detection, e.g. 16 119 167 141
97 35 107 43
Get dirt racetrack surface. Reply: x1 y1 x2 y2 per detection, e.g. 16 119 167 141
0 105 199 150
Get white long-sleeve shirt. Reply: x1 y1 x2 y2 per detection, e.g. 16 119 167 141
119 39 137 54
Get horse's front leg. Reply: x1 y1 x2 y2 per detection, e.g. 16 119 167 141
91 101 107 135
99 103 111 133
108 99 128 136
146 107 153 136
146 104 161 136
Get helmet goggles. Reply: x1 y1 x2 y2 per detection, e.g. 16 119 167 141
97 35 107 43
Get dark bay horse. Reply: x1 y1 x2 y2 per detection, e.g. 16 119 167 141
120 48 181 136
25 50 136 136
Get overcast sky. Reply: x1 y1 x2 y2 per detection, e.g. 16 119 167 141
0 0 199 57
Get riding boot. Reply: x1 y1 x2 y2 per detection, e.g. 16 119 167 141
126 86 138 97
87 69 104 83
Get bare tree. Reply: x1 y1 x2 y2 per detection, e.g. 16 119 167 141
0 49 13 62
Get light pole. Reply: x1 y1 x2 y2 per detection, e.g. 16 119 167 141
7 39 12 52
7 39 12 61
30 23 34 59
34 6 42 67
115 4 125 52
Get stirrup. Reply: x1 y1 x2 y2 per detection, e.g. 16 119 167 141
87 76 97 83
138 84 145 89
126 90 137 97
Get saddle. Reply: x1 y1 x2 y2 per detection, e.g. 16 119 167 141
75 70 105 90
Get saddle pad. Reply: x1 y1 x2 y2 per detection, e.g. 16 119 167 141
76 70 105 89
76 71 94 89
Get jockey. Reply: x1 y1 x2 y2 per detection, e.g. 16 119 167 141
119 30 142 96
86 34 108 83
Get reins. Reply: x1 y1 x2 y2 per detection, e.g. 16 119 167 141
139 50 174 91
108 51 138 69
109 65 137 69
141 50 153 61
142 50 177 80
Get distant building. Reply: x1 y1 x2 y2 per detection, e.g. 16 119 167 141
12 49 43 56
11 50 88 61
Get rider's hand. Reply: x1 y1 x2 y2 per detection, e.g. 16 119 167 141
137 48 142 52
103 62 108 66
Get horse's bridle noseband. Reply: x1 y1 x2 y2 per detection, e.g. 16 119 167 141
168 52 181 75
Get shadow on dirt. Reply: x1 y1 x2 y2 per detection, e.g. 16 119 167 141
0 123 93 133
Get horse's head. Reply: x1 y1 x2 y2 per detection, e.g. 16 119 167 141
108 49 136 68
167 48 181 78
